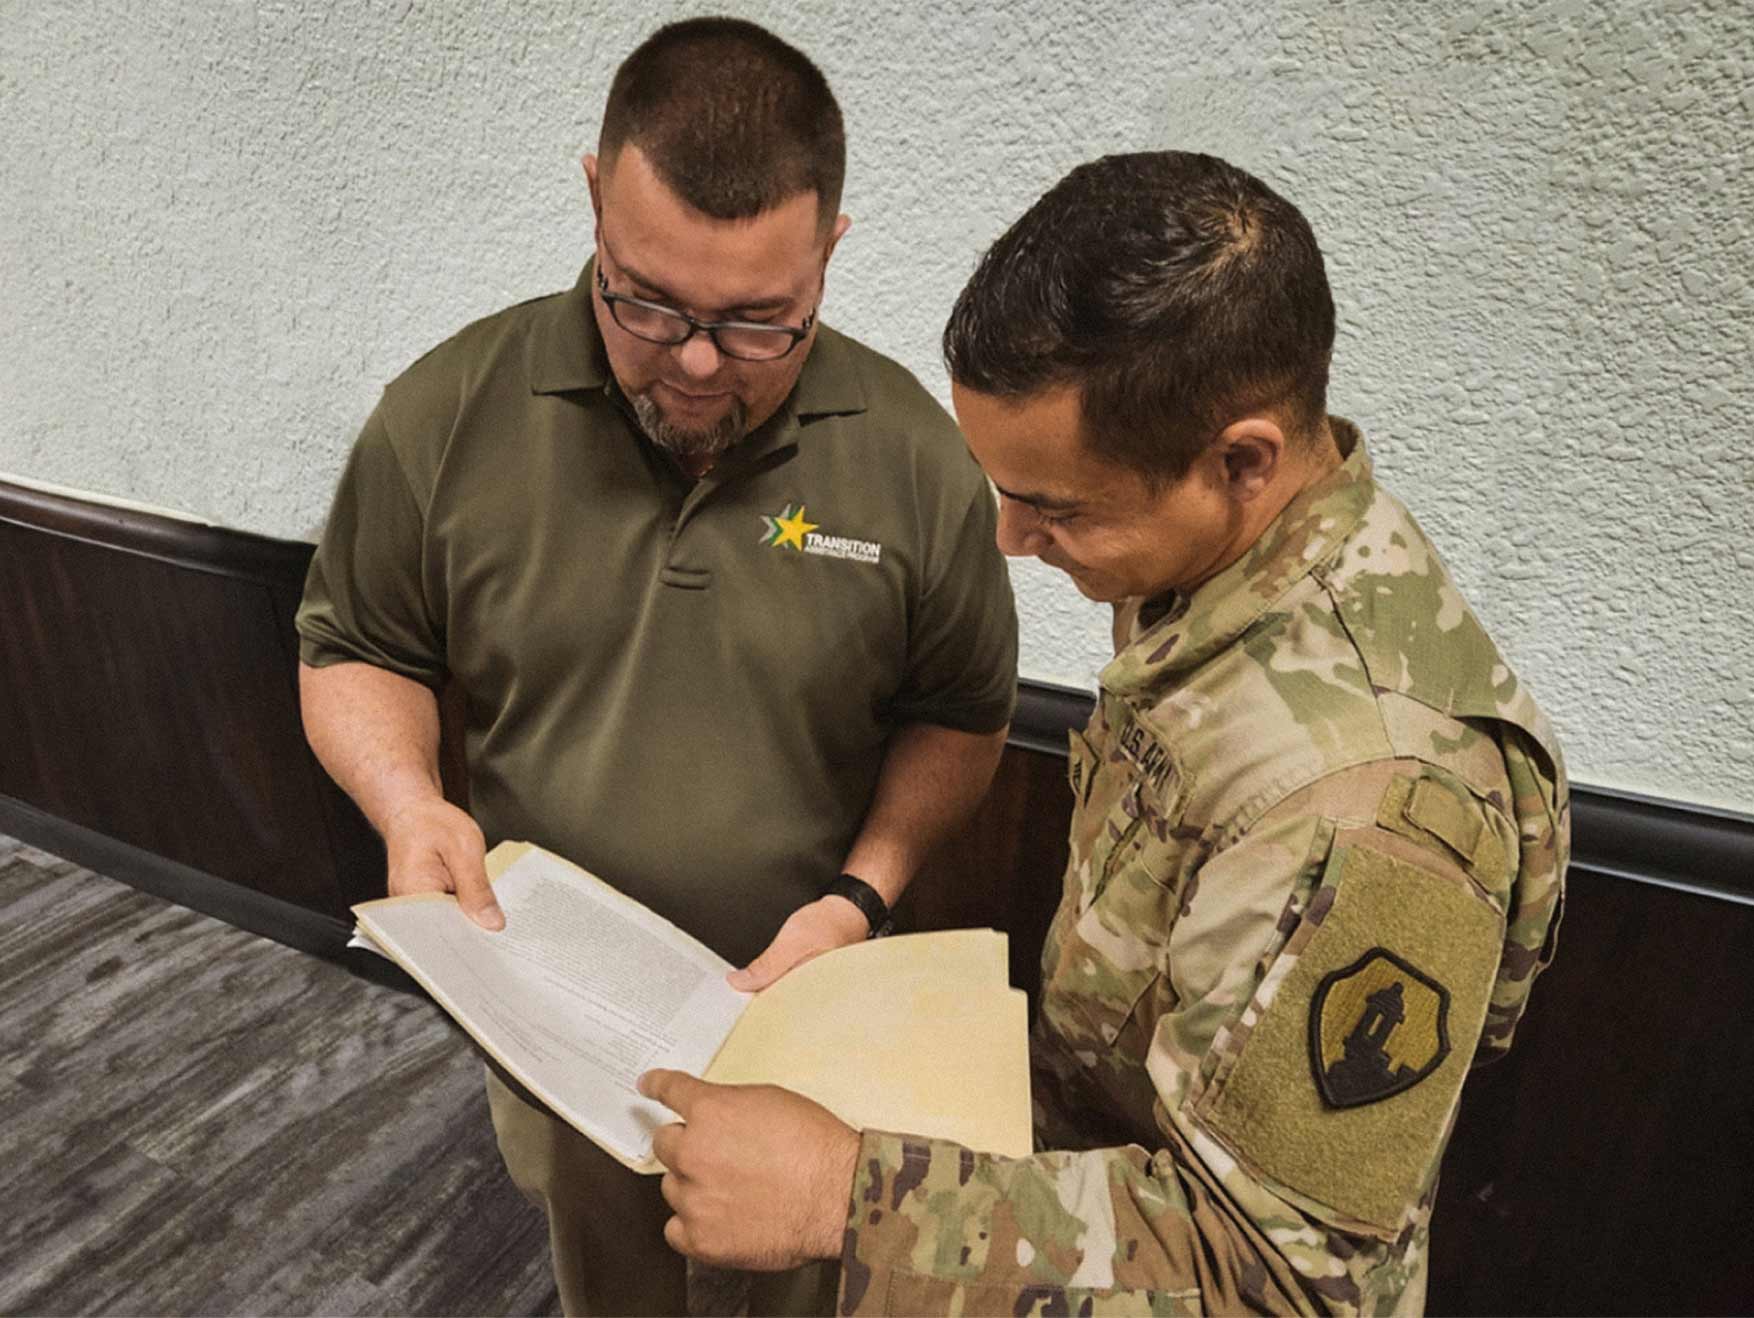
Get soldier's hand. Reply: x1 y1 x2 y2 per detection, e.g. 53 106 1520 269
639 1069 858 1270
382 797 502 930
729 897 870 991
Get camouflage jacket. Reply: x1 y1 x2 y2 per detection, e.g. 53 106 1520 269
838 421 1568 1316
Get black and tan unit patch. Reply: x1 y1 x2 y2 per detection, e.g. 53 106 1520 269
1309 948 1451 1109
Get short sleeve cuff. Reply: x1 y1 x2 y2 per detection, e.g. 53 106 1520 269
888 682 1017 735
294 623 446 689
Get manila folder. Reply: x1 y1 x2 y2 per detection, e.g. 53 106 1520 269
353 840 1032 1174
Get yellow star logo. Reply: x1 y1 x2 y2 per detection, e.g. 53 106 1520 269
770 504 819 551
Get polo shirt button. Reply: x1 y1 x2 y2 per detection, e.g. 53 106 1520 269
1100 1023 1119 1044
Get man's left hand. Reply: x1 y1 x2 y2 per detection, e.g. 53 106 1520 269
638 1069 860 1271
729 896 870 991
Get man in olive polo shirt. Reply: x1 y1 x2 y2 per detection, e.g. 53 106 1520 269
294 19 1016 1317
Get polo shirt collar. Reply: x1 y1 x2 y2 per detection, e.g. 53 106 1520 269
528 262 610 395
527 260 869 426
787 323 867 420
1103 417 1376 696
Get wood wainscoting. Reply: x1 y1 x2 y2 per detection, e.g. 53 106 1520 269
0 479 384 932
4 476 1752 1314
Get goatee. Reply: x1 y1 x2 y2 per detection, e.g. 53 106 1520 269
630 391 747 462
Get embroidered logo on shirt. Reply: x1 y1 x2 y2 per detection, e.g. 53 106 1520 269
759 502 818 550
758 503 882 565
1309 947 1452 1108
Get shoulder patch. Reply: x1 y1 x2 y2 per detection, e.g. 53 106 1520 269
1310 948 1452 1108
1193 831 1503 1233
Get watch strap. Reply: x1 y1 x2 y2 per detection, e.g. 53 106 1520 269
821 873 893 939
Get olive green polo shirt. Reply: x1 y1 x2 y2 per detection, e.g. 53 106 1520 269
297 264 1018 964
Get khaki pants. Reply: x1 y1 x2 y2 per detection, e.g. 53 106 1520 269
486 1067 839 1317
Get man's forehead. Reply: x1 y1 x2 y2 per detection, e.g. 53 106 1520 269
953 381 1123 502
602 234 798 315
599 208 822 316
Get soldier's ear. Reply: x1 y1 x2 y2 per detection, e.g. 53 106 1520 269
1213 417 1286 504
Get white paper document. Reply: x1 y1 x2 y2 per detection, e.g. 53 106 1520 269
355 848 749 1166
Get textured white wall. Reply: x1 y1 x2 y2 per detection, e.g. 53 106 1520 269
3 1 1750 811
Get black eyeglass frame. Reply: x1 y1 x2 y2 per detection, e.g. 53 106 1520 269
594 266 816 361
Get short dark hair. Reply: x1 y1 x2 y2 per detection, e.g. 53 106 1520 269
600 17 845 231
943 151 1336 484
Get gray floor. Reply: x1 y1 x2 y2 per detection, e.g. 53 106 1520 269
0 832 560 1317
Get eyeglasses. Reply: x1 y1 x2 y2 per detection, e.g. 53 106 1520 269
595 266 815 362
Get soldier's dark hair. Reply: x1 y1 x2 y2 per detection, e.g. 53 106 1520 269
599 17 845 232
943 151 1336 484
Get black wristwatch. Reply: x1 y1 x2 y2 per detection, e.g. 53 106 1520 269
821 873 894 939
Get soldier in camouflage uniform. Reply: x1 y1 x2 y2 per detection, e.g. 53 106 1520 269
641 151 1567 1317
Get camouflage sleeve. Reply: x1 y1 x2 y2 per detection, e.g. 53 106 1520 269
1477 724 1568 1060
839 1129 1310 1316
839 759 1556 1316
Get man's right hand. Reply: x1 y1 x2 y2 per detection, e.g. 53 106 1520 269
296 661 500 926
383 797 503 930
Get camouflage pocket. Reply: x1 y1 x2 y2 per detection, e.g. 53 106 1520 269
1087 788 1149 911
1066 751 1150 916
1049 815 1180 1072
1048 708 1190 1092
